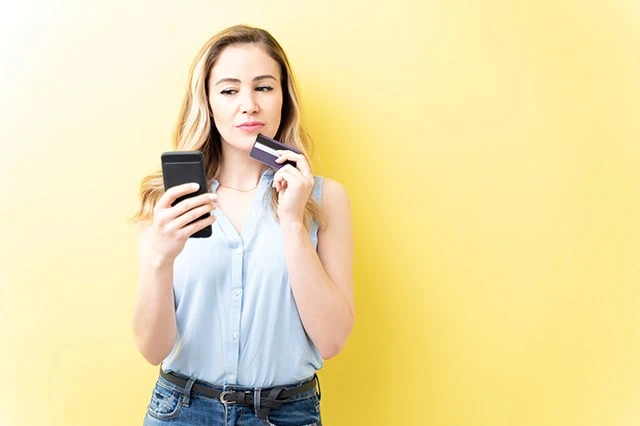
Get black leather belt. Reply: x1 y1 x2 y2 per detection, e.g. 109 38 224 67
159 369 318 419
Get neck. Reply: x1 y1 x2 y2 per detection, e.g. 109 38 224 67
215 144 268 188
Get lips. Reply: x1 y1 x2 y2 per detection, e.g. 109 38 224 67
237 122 264 130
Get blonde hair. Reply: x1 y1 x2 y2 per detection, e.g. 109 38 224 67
132 25 324 230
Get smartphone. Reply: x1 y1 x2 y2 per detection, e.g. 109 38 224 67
249 133 302 169
161 151 212 238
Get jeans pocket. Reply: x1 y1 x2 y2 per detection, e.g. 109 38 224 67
147 380 183 420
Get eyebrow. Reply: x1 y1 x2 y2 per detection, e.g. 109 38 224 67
214 75 278 86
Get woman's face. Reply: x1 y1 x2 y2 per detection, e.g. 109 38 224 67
208 43 283 152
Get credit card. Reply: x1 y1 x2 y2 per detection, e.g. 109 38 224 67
249 133 302 170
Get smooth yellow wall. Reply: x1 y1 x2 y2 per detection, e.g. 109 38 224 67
1 0 639 425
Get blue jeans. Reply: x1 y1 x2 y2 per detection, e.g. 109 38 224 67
143 375 322 426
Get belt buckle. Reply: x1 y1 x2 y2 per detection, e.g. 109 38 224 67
219 391 237 405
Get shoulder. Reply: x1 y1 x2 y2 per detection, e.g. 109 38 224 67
317 177 351 228
310 176 350 207
320 177 349 206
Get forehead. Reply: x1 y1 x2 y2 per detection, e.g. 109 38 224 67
210 43 281 81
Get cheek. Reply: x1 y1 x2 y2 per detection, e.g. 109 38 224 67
270 94 284 119
210 100 231 125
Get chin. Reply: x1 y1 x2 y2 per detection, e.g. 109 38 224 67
221 135 253 151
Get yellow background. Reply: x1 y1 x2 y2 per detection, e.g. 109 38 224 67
1 0 638 425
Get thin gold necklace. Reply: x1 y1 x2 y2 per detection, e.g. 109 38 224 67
218 182 259 193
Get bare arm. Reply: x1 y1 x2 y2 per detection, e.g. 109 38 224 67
280 178 355 359
272 150 355 359
132 183 217 365
132 224 178 365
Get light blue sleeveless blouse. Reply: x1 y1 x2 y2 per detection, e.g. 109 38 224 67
162 168 324 387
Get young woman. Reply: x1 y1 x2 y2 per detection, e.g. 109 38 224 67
132 25 354 426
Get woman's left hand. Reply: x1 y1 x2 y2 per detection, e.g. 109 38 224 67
272 150 314 224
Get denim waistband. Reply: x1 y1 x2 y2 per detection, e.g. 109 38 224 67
157 368 320 419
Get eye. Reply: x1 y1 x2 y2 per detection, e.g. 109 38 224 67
220 89 237 95
255 86 273 92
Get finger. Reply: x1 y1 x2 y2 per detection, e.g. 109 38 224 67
272 168 289 191
274 150 305 167
174 201 216 230
170 192 217 218
277 166 311 190
279 166 304 183
180 213 216 239
273 164 305 186
275 151 312 178
273 163 301 180
157 183 202 209
272 174 287 192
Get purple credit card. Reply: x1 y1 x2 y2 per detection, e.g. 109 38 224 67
249 134 302 170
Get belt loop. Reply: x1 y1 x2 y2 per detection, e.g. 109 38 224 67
314 373 321 401
181 376 196 407
253 388 262 418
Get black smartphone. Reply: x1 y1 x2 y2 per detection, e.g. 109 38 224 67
161 151 212 238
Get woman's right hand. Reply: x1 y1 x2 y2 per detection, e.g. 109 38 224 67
149 183 217 264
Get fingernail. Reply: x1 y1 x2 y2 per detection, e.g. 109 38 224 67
192 183 199 190
208 194 216 200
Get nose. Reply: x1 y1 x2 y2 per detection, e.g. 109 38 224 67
240 90 259 114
